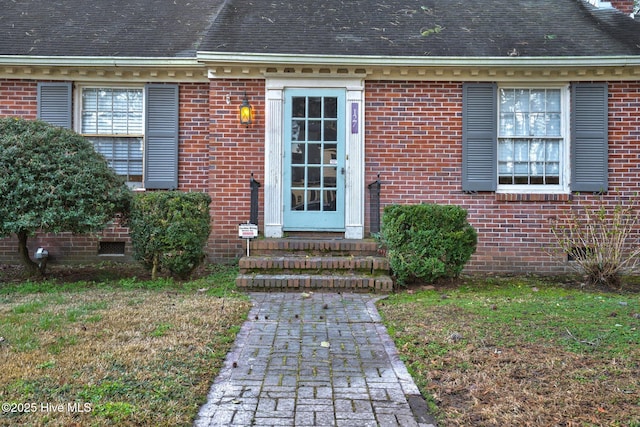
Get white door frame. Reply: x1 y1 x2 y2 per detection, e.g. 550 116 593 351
264 77 365 239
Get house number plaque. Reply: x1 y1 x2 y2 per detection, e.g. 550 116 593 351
351 102 358 134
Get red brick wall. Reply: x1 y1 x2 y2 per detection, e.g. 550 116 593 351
610 0 634 14
206 79 265 260
365 80 640 274
0 80 37 119
178 83 212 192
2 77 639 275
0 80 212 265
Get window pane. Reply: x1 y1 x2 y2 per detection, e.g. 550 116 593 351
308 121 321 141
82 112 97 133
546 90 561 111
291 143 305 164
308 97 321 118
514 140 528 161
83 89 98 110
114 140 129 159
131 139 143 160
530 162 543 177
546 141 560 161
498 162 512 175
530 140 544 162
324 120 337 141
530 113 547 136
113 91 128 111
500 89 515 112
323 167 337 187
514 162 528 175
546 113 561 136
515 112 529 136
499 113 515 136
291 167 305 186
308 167 321 185
324 97 337 118
324 144 337 165
498 140 513 162
324 190 337 211
499 176 513 185
292 97 306 118
291 190 304 210
530 89 546 111
112 113 129 134
98 89 113 110
515 90 530 112
308 144 321 164
292 120 305 141
307 190 320 211
97 112 113 134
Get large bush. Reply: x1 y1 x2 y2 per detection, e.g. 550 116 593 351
0 117 131 275
128 191 211 279
380 204 477 285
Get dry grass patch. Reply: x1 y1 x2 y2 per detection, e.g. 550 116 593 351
0 288 250 426
379 278 640 426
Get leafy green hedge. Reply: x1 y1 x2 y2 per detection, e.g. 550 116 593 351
380 204 477 285
0 117 131 275
128 191 211 279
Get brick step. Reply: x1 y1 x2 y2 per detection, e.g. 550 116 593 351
238 255 389 275
249 238 380 256
236 273 393 293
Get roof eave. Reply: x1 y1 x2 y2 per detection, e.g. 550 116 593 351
198 52 640 81
0 56 208 82
0 55 201 67
197 51 640 67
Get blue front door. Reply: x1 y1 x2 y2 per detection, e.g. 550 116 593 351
283 89 345 231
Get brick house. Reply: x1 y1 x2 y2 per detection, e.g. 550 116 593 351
1 0 639 274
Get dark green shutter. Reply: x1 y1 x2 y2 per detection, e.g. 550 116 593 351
37 82 72 129
145 84 179 189
571 83 608 193
462 83 497 192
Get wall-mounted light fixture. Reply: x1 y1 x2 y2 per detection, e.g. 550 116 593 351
239 92 253 126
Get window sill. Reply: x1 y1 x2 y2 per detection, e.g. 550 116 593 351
496 193 571 202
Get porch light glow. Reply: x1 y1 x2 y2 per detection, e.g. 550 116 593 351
239 92 253 126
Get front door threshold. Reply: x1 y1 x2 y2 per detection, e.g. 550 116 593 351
283 231 345 239
264 225 364 240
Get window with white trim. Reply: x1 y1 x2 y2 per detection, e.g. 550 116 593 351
497 86 569 192
80 87 144 186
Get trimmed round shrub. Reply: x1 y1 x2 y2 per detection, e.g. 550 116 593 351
380 204 477 285
128 191 211 279
0 117 131 275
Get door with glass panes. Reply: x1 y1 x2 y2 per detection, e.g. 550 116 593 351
283 89 345 230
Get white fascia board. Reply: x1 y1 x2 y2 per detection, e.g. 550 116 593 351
0 56 201 68
197 51 640 68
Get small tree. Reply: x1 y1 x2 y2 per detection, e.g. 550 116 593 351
549 195 640 289
128 191 211 279
0 117 131 276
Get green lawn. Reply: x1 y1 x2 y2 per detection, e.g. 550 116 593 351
0 264 250 426
378 277 640 427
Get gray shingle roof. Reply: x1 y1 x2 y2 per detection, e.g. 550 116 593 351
0 0 226 57
201 0 640 57
1 0 638 59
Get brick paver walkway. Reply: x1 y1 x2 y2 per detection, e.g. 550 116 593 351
195 292 436 427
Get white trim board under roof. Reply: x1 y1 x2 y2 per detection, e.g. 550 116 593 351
200 53 640 81
587 0 613 7
0 56 208 83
